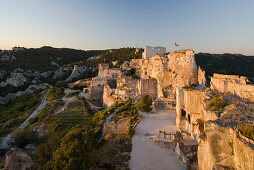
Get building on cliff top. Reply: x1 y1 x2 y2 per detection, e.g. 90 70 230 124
142 46 166 59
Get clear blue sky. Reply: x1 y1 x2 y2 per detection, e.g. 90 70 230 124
0 0 253 55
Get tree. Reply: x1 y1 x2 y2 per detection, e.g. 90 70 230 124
48 124 96 170
136 95 153 112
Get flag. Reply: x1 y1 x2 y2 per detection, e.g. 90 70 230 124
175 42 179 46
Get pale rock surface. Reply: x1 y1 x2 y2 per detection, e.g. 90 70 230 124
211 73 254 102
4 147 33 170
66 65 88 82
6 73 27 86
102 84 115 108
53 69 65 79
50 61 59 67
130 49 198 98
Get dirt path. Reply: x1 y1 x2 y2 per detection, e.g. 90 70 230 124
129 110 186 170
55 89 77 115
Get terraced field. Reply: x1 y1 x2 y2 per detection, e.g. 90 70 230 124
53 99 91 129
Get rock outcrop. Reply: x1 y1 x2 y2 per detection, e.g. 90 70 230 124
4 147 33 170
130 49 198 98
102 84 115 108
6 73 27 86
66 65 87 82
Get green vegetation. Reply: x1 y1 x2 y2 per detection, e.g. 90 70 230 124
13 126 41 148
53 100 91 130
0 46 105 72
136 95 153 112
46 87 65 101
237 123 254 140
13 93 145 169
0 91 43 137
111 99 143 137
48 123 96 169
182 85 193 91
229 140 234 155
80 47 142 68
95 135 132 169
125 68 136 76
34 100 64 124
92 102 124 137
55 82 68 88
72 84 87 90
206 94 227 112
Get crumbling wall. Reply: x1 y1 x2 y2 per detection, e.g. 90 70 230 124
131 49 198 98
211 73 254 102
137 78 157 100
103 84 115 108
234 131 254 170
198 122 254 170
90 85 104 100
142 46 166 59
198 67 206 86
176 87 184 131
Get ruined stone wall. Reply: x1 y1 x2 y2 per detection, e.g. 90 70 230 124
198 67 206 86
198 122 254 170
90 85 104 100
131 49 198 98
104 117 130 135
114 76 139 100
211 73 254 102
142 46 166 59
137 78 157 100
176 87 184 131
168 50 198 87
234 131 254 170
184 90 206 117
103 84 115 108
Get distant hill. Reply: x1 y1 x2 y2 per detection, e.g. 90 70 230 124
195 53 254 82
0 46 106 72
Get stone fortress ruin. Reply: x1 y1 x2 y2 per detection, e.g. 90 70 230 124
80 46 198 108
80 46 254 170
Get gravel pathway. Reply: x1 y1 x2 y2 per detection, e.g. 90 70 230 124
129 110 186 170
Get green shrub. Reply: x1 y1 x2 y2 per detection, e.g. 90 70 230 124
182 84 197 91
48 123 96 169
13 127 40 148
238 123 254 140
136 95 153 112
206 94 227 112
47 87 65 101
125 68 136 76
55 82 67 88
29 117 39 124
72 84 80 90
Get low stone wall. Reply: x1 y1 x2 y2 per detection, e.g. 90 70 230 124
234 130 254 170
210 73 254 102
104 117 130 135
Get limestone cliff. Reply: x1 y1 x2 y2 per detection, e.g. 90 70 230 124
130 49 198 98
